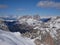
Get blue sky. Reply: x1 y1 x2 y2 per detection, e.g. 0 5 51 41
0 0 60 16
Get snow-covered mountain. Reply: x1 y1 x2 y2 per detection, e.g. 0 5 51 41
0 15 60 45
17 16 60 45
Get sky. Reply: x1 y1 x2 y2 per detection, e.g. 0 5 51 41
0 0 60 16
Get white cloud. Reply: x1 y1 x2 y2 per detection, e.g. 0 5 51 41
37 1 60 9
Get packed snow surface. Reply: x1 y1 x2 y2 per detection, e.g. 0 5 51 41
0 30 35 45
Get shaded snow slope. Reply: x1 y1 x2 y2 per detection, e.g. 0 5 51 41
0 30 35 45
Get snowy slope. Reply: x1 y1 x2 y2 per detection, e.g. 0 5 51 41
0 30 35 45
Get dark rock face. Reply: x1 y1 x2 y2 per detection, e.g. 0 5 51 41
4 21 33 33
11 24 31 33
0 20 9 31
4 21 16 32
